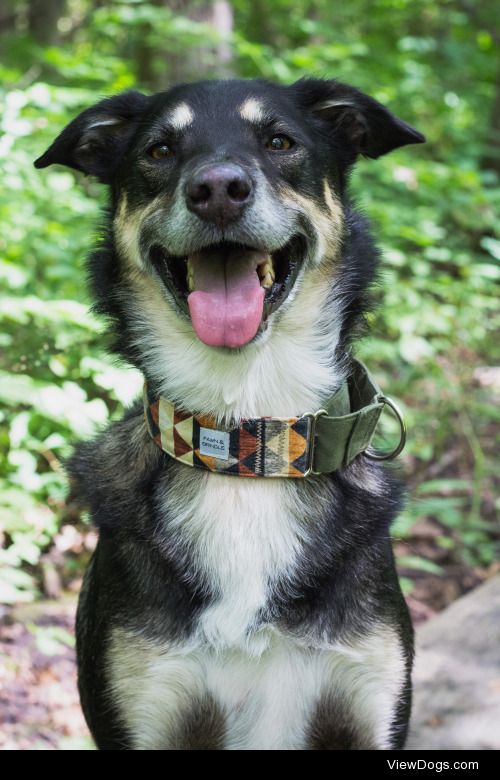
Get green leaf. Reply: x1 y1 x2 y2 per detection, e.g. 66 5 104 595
398 556 444 575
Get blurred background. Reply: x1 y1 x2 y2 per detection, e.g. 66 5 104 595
0 0 498 750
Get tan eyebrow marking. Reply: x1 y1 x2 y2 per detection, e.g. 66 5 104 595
239 97 265 123
169 102 194 131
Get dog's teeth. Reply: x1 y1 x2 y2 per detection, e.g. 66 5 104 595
261 272 273 289
187 258 195 292
258 257 274 281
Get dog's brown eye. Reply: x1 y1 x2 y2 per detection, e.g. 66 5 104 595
148 143 174 160
266 135 294 152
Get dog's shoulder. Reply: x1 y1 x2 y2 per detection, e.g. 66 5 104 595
66 401 166 524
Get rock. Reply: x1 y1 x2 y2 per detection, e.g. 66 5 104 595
406 576 500 750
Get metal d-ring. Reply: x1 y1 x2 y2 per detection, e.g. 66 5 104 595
365 395 407 461
302 408 328 476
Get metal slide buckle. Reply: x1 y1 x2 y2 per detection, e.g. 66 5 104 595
365 395 406 461
301 409 328 477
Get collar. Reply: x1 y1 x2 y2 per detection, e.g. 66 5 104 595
143 359 405 478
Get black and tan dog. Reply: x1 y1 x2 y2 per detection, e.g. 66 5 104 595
35 78 424 750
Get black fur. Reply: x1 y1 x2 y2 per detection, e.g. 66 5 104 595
35 77 424 750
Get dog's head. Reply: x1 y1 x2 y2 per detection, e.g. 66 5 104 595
36 79 423 353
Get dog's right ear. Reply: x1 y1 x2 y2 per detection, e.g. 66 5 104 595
34 91 149 183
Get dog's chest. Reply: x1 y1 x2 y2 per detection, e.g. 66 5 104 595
159 467 315 648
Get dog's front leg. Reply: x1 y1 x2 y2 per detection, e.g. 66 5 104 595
104 628 225 750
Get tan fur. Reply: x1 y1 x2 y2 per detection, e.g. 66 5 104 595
239 97 265 123
169 102 194 131
113 193 168 272
277 183 344 266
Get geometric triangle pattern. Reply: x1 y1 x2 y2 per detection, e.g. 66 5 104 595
144 384 312 478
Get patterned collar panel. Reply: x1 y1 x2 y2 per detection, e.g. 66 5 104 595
144 391 311 478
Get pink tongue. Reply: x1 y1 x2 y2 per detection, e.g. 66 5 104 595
187 248 265 348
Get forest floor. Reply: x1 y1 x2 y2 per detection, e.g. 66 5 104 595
1 548 499 750
0 598 91 750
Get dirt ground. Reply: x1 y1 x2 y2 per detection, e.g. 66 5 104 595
0 598 92 750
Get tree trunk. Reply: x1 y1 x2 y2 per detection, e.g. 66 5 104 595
28 0 67 45
211 1 234 77
0 0 19 34
481 63 500 175
134 0 234 91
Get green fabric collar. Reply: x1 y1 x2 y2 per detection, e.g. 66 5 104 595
143 359 405 478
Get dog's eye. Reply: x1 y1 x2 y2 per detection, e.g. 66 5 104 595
148 143 174 160
266 135 294 152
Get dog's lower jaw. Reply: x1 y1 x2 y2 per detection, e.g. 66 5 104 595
125 260 344 424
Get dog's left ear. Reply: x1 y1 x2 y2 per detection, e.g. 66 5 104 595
295 79 425 159
34 91 150 182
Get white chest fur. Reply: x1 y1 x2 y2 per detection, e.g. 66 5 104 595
159 468 314 650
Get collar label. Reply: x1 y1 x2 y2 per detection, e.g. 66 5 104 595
199 427 230 460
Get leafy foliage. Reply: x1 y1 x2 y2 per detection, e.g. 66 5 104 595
0 0 498 604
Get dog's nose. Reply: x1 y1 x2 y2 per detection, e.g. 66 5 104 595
186 163 253 225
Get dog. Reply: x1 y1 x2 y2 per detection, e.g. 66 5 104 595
35 77 424 750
